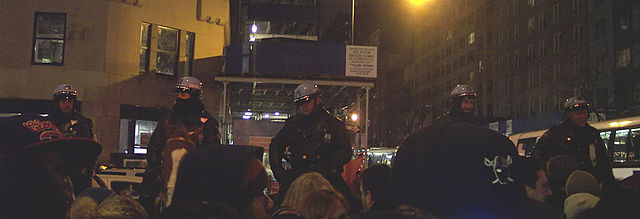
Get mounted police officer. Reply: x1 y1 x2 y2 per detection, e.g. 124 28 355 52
139 76 220 216
268 84 355 208
50 84 94 139
534 97 614 184
437 84 478 124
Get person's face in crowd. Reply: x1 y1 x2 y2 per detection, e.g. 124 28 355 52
460 97 475 113
243 158 274 219
298 96 319 116
568 109 588 127
58 99 74 113
359 183 373 212
525 170 552 202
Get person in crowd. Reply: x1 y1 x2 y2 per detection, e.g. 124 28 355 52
273 172 336 219
168 145 274 219
360 164 395 212
70 187 148 219
0 114 102 218
392 109 530 218
563 170 602 219
522 159 564 218
534 97 614 185
50 83 95 139
577 184 640 219
268 84 357 211
545 155 580 211
297 189 350 219
435 84 478 124
524 159 553 203
50 84 99 195
139 76 220 216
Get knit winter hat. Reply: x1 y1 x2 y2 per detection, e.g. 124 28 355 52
565 170 601 197
563 193 600 219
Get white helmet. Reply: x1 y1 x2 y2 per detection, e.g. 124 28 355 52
176 76 202 92
450 84 477 98
53 84 78 100
564 96 590 112
294 84 319 103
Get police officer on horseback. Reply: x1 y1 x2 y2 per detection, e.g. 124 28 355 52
268 84 355 208
139 76 220 216
50 84 95 139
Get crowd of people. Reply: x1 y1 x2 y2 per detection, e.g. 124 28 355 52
1 80 640 219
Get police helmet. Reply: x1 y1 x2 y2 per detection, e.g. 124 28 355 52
53 84 78 101
450 84 477 98
294 84 319 104
175 76 203 96
563 96 590 112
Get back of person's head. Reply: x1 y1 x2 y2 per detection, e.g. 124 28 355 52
361 164 393 211
298 189 350 219
523 159 545 189
171 145 272 218
282 172 336 210
70 188 148 219
546 155 579 189
565 170 601 197
159 201 239 219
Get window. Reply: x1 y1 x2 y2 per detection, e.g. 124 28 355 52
468 32 475 45
514 50 520 67
528 44 535 62
478 60 484 72
528 17 536 34
573 25 582 43
553 64 559 82
538 12 546 30
513 0 521 16
156 26 179 75
553 32 561 53
539 39 545 59
32 12 66 65
528 0 536 7
184 31 196 76
553 4 560 25
572 0 581 12
513 23 520 39
139 23 151 73
617 48 631 68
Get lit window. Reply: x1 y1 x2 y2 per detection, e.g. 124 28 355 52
617 48 631 68
468 32 475 44
32 12 66 65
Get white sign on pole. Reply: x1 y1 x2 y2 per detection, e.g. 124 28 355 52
346 45 377 78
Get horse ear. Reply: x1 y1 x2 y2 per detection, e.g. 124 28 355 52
484 157 493 166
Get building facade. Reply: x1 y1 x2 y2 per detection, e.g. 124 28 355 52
365 0 640 146
0 0 229 162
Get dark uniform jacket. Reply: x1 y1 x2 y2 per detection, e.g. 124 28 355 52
50 111 94 139
534 120 614 184
268 106 352 186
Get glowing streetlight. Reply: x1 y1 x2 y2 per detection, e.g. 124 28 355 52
351 113 359 122
251 23 258 33
408 0 429 5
